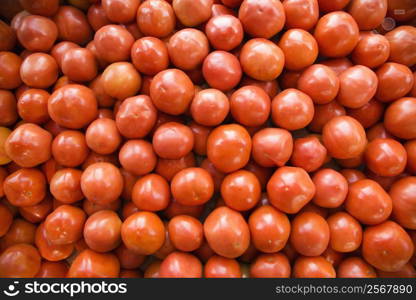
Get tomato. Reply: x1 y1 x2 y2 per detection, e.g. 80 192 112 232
0 52 22 90
17 89 50 124
35 223 74 261
230 86 271 127
252 128 292 168
0 203 13 237
337 257 377 278
384 97 416 140
290 136 327 172
83 210 121 252
308 101 346 133
52 131 89 167
173 0 213 27
159 251 202 278
312 169 348 208
290 212 330 256
240 76 280 99
348 0 387 30
207 124 252 173
44 204 86 245
144 260 162 278
293 256 336 278
385 26 416 67
221 170 261 211
19 0 59 16
101 0 140 24
0 219 36 251
36 261 68 278
375 63 413 103
240 39 285 81
366 123 395 142
94 25 134 63
238 0 285 38
347 99 384 129
0 128 11 165
205 15 243 51
190 89 229 127
322 247 344 267
17 15 57 52
62 48 97 82
322 116 367 159
297 64 339 105
0 92 17 130
204 206 250 258
194 240 215 263
250 253 291 278
85 118 121 154
4 168 46 207
405 140 416 174
283 0 319 31
119 269 142 278
121 211 165 255
132 174 170 212
171 167 214 206
314 11 359 58
5 124 52 168
0 19 15 51
119 140 157 176
150 69 194 115
267 166 315 214
337 65 378 109
317 0 350 12
189 122 211 156
351 32 390 68
299 202 328 219
204 255 241 278
114 244 146 270
131 37 169 76
279 29 318 71
87 3 111 31
20 53 59 88
168 29 209 71
48 84 97 129
0 243 41 278
153 122 194 159
154 223 176 259
202 51 242 91
53 6 92 45
389 177 416 229
116 95 157 139
271 89 314 130
365 138 407 177
68 249 120 278
81 162 123 205
164 198 204 220
249 205 290 253
345 179 392 225
362 221 414 272
377 263 416 278
50 168 83 204
328 212 362 252
168 215 203 252
137 0 176 38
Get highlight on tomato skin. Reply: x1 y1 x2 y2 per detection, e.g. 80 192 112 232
0 0 415 279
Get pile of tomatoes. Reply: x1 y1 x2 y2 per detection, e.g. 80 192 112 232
0 0 416 278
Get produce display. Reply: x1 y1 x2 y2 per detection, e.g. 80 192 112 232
0 0 416 278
